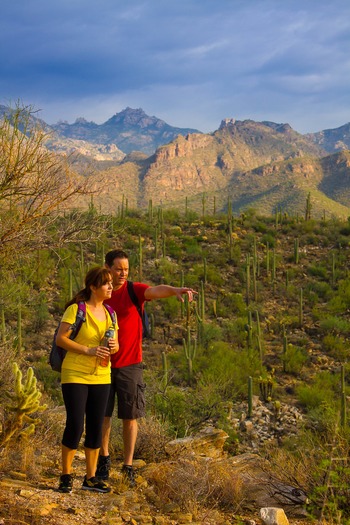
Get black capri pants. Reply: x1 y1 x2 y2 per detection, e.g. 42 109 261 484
61 383 110 450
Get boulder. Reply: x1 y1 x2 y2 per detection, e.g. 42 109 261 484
260 507 289 525
164 426 229 458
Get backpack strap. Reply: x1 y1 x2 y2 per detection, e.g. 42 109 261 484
70 301 86 339
127 280 142 320
104 303 117 328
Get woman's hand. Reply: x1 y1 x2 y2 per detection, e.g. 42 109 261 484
89 345 111 361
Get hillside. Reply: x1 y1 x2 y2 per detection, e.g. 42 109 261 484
1 208 350 524
306 122 350 153
67 120 350 219
3 103 350 218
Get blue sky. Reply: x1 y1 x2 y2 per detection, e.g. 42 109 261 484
1 0 350 133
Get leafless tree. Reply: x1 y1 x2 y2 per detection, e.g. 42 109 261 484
0 103 97 256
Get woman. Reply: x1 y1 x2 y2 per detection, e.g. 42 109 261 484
56 266 119 493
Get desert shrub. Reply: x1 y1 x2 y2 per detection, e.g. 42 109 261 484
134 416 170 462
162 296 182 319
307 264 328 280
328 278 350 314
162 208 181 224
144 456 243 518
165 238 183 259
32 291 51 331
35 357 63 405
0 340 20 390
282 344 309 375
216 292 246 317
261 232 276 247
200 322 223 350
296 370 340 434
220 318 247 347
197 341 263 399
0 492 42 524
322 334 350 362
307 281 333 300
319 315 350 336
152 386 192 436
154 257 180 283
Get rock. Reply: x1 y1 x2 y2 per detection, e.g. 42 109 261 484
165 426 229 458
39 503 58 516
260 507 289 525
176 512 193 523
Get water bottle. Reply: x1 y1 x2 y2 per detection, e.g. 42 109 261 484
100 327 115 367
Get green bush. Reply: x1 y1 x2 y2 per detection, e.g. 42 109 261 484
196 340 263 399
307 281 333 300
152 386 192 437
297 371 340 433
328 278 350 314
282 344 309 375
220 318 247 346
200 322 223 349
322 334 350 362
307 264 328 280
319 316 350 336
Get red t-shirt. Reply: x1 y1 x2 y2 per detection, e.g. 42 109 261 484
104 281 149 368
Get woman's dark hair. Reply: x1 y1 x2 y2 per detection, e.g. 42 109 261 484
65 267 112 309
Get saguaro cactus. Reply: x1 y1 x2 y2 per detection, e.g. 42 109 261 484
161 351 168 390
16 303 23 354
138 235 143 281
0 305 5 342
266 241 270 278
340 364 347 428
183 326 197 384
305 192 312 220
271 248 276 293
228 220 233 260
245 310 253 357
248 376 253 418
331 252 336 287
148 199 153 222
282 325 288 373
203 257 207 285
299 287 303 327
154 225 159 259
246 254 251 305
294 238 300 264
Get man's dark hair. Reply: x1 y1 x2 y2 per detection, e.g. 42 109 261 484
105 249 129 268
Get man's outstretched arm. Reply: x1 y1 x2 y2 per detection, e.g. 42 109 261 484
144 285 196 303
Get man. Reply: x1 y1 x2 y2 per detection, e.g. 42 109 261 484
96 249 195 486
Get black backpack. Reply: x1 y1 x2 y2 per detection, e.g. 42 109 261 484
49 301 116 372
127 281 151 339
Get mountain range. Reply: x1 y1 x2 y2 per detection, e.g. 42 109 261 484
2 105 350 218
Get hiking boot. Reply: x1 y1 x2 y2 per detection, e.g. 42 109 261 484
95 454 111 480
58 473 73 493
121 465 136 488
82 475 111 493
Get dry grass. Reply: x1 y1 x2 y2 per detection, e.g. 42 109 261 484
135 416 170 462
143 455 243 517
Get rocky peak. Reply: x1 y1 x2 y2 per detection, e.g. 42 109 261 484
219 117 236 129
106 107 162 129
306 122 350 153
